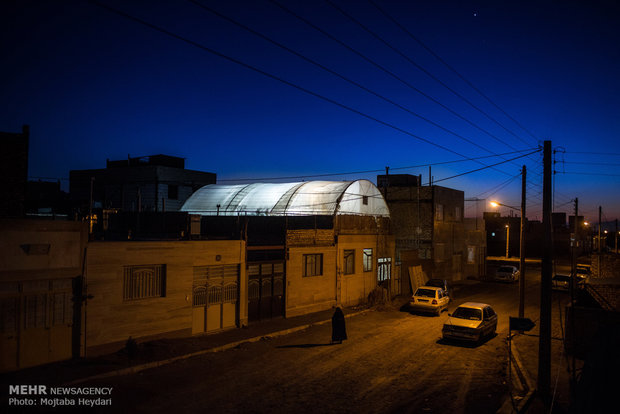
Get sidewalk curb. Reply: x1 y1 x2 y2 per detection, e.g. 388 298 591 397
497 335 536 413
64 308 371 386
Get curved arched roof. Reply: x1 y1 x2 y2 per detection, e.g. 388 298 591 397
180 180 390 217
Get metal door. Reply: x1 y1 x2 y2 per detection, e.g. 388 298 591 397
248 261 285 322
192 265 239 334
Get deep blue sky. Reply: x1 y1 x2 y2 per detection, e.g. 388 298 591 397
3 0 620 223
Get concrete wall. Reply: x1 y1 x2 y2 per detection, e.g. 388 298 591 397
285 244 337 317
338 234 391 306
85 239 245 354
0 218 87 371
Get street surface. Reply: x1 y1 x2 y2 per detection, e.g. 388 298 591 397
82 267 563 413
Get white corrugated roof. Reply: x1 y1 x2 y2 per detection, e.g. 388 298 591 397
180 180 390 217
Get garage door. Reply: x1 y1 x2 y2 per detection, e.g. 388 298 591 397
192 265 239 334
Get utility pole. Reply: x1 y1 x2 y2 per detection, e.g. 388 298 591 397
570 197 578 399
598 206 602 277
519 166 526 319
505 225 510 258
538 140 552 404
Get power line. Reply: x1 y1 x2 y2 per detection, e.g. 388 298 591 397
367 0 539 145
430 149 539 185
564 161 620 167
218 148 538 182
565 151 620 156
188 0 518 173
90 1 516 175
562 172 620 177
326 0 534 153
270 0 529 168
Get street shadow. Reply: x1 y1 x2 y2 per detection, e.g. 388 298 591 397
276 343 334 349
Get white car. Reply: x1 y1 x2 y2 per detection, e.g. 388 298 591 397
442 302 498 342
410 286 449 316
495 265 520 283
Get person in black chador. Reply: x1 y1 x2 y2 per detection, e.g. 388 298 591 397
331 307 347 344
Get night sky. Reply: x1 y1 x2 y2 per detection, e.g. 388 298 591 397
3 0 620 224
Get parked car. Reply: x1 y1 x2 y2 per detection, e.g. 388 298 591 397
552 274 572 291
425 278 452 301
495 265 520 283
410 286 449 316
574 264 591 281
442 302 498 342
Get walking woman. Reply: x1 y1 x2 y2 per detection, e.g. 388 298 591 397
331 307 347 344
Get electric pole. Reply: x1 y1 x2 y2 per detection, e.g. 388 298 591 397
519 166 526 319
538 140 552 404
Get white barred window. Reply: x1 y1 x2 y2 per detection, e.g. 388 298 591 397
123 265 166 301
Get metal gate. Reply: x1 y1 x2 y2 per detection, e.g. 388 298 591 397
0 278 74 372
248 261 284 322
192 265 239 334
378 257 392 284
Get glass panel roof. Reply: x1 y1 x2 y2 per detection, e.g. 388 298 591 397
180 180 390 217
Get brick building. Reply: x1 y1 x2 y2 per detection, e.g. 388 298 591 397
0 125 29 217
377 174 483 295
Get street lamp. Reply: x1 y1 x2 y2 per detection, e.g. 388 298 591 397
490 200 520 211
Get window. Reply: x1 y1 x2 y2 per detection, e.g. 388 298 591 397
303 254 323 277
362 195 369 205
435 204 444 221
123 264 166 301
363 248 373 272
467 246 476 264
168 184 179 200
455 206 462 221
344 250 355 274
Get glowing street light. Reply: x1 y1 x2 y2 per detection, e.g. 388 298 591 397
490 200 519 211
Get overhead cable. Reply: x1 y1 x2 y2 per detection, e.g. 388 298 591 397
90 1 517 174
368 0 539 145
327 0 534 151
188 0 518 172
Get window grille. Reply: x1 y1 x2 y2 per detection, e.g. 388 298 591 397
302 254 323 277
25 294 47 329
363 248 373 272
193 264 239 306
53 292 73 326
344 250 355 274
123 264 166 301
0 298 17 334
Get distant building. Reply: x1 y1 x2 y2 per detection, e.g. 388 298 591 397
69 154 216 214
26 180 70 217
0 125 29 217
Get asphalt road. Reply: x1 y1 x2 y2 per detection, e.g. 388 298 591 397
73 269 553 414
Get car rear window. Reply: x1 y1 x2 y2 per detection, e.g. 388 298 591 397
452 307 482 320
414 288 436 298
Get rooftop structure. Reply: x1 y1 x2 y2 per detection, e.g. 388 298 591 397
181 180 390 217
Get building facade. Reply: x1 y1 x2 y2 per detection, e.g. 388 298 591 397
85 239 246 356
70 154 216 214
0 219 88 372
377 174 483 295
